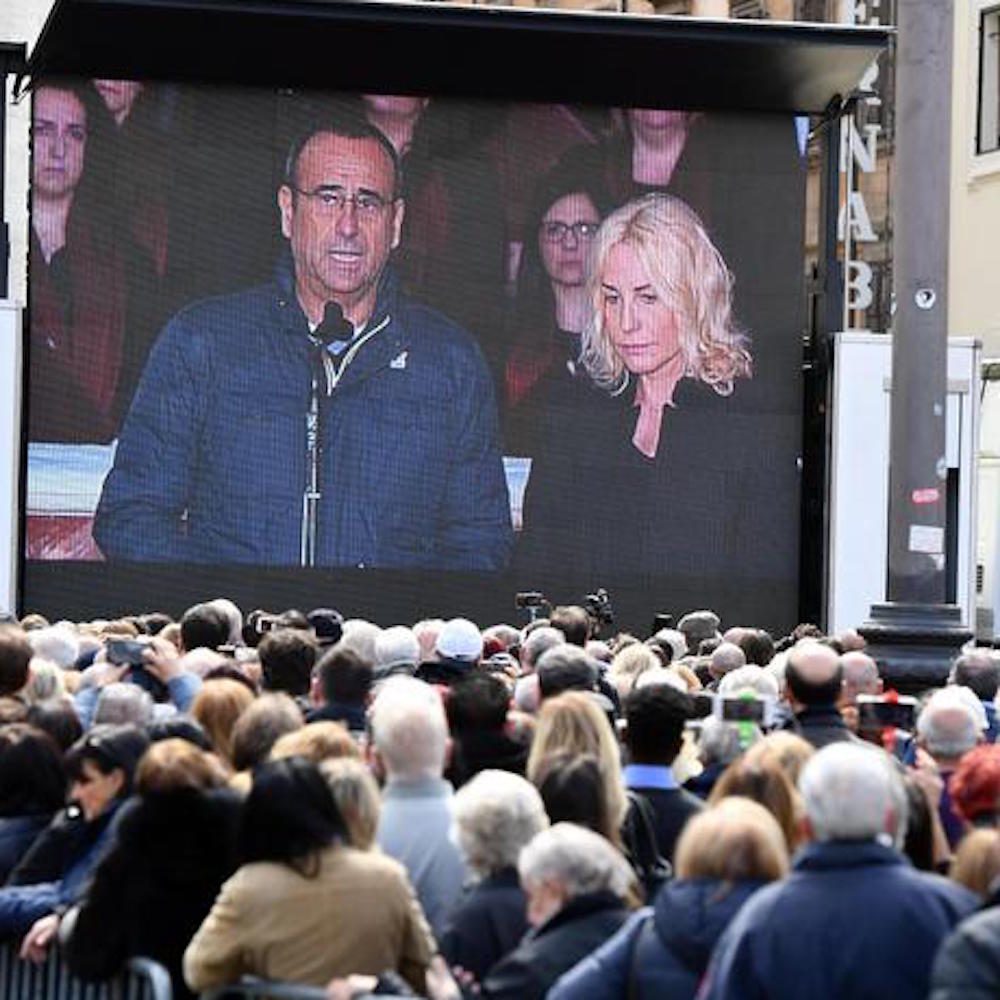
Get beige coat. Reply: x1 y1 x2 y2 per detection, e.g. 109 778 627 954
183 844 435 993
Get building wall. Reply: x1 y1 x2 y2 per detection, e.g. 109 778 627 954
950 0 1000 355
3 0 53 304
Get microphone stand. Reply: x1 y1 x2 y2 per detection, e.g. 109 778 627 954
300 302 350 568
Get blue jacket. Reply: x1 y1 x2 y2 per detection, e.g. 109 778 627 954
0 801 123 937
699 840 978 1000
94 268 513 568
549 879 763 1000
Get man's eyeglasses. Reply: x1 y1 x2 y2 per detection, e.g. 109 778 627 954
292 186 394 218
540 221 600 244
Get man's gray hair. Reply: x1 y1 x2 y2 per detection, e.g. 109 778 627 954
453 770 549 880
94 682 154 727
208 598 244 647
917 690 981 759
799 743 907 846
518 822 633 899
28 626 80 670
374 626 420 676
951 649 1000 701
718 665 779 699
521 627 565 672
370 676 448 781
339 620 382 667
710 642 746 680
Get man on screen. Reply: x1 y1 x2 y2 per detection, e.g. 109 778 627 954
93 113 513 569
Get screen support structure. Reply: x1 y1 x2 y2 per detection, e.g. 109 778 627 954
800 100 844 628
0 45 27 300
859 0 973 690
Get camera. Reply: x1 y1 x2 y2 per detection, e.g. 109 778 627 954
584 588 615 636
255 614 282 634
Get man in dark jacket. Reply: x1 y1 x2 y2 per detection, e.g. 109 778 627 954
786 641 857 749
622 682 703 863
699 743 977 1000
94 111 512 570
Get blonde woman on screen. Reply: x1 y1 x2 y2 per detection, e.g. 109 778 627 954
579 192 751 458
518 191 788 580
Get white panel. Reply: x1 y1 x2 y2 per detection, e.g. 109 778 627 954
0 302 22 617
829 333 892 634
828 334 980 633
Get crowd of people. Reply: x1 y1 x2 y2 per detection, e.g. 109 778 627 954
0 598 998 998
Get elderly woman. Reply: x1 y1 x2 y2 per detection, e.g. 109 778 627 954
521 191 789 580
401 823 634 1000
440 770 549 980
548 797 789 1000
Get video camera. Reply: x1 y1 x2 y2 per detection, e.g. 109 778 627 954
584 588 615 636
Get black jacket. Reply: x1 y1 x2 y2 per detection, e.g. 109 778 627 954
64 788 241 1000
793 705 859 750
482 889 629 1000
6 806 111 887
439 868 528 982
447 730 529 789
627 787 705 864
930 906 1000 1000
0 815 53 884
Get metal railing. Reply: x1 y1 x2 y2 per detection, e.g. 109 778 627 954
0 940 173 1000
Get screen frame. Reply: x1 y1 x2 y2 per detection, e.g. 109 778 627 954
18 0 889 629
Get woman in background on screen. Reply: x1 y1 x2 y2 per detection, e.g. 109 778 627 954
501 152 611 455
519 192 770 578
29 80 160 444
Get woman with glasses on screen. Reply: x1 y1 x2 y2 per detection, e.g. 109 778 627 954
502 153 612 456
519 192 793 579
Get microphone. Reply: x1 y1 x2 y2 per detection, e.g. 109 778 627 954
314 301 353 349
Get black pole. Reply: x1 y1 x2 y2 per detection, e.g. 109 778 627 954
799 110 842 628
858 0 971 691
0 45 27 300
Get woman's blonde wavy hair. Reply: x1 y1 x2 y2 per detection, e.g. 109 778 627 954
580 192 751 395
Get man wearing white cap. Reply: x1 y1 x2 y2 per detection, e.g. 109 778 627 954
416 618 483 686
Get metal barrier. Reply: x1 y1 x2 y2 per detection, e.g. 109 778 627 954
202 979 410 1000
202 981 328 1000
0 940 173 1000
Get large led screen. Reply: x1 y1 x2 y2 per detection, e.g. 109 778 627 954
23 80 806 632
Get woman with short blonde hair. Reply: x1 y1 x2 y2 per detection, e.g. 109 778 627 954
708 750 802 853
190 679 255 768
319 757 381 851
270 721 360 765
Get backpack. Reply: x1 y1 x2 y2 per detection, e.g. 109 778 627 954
621 790 673 903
